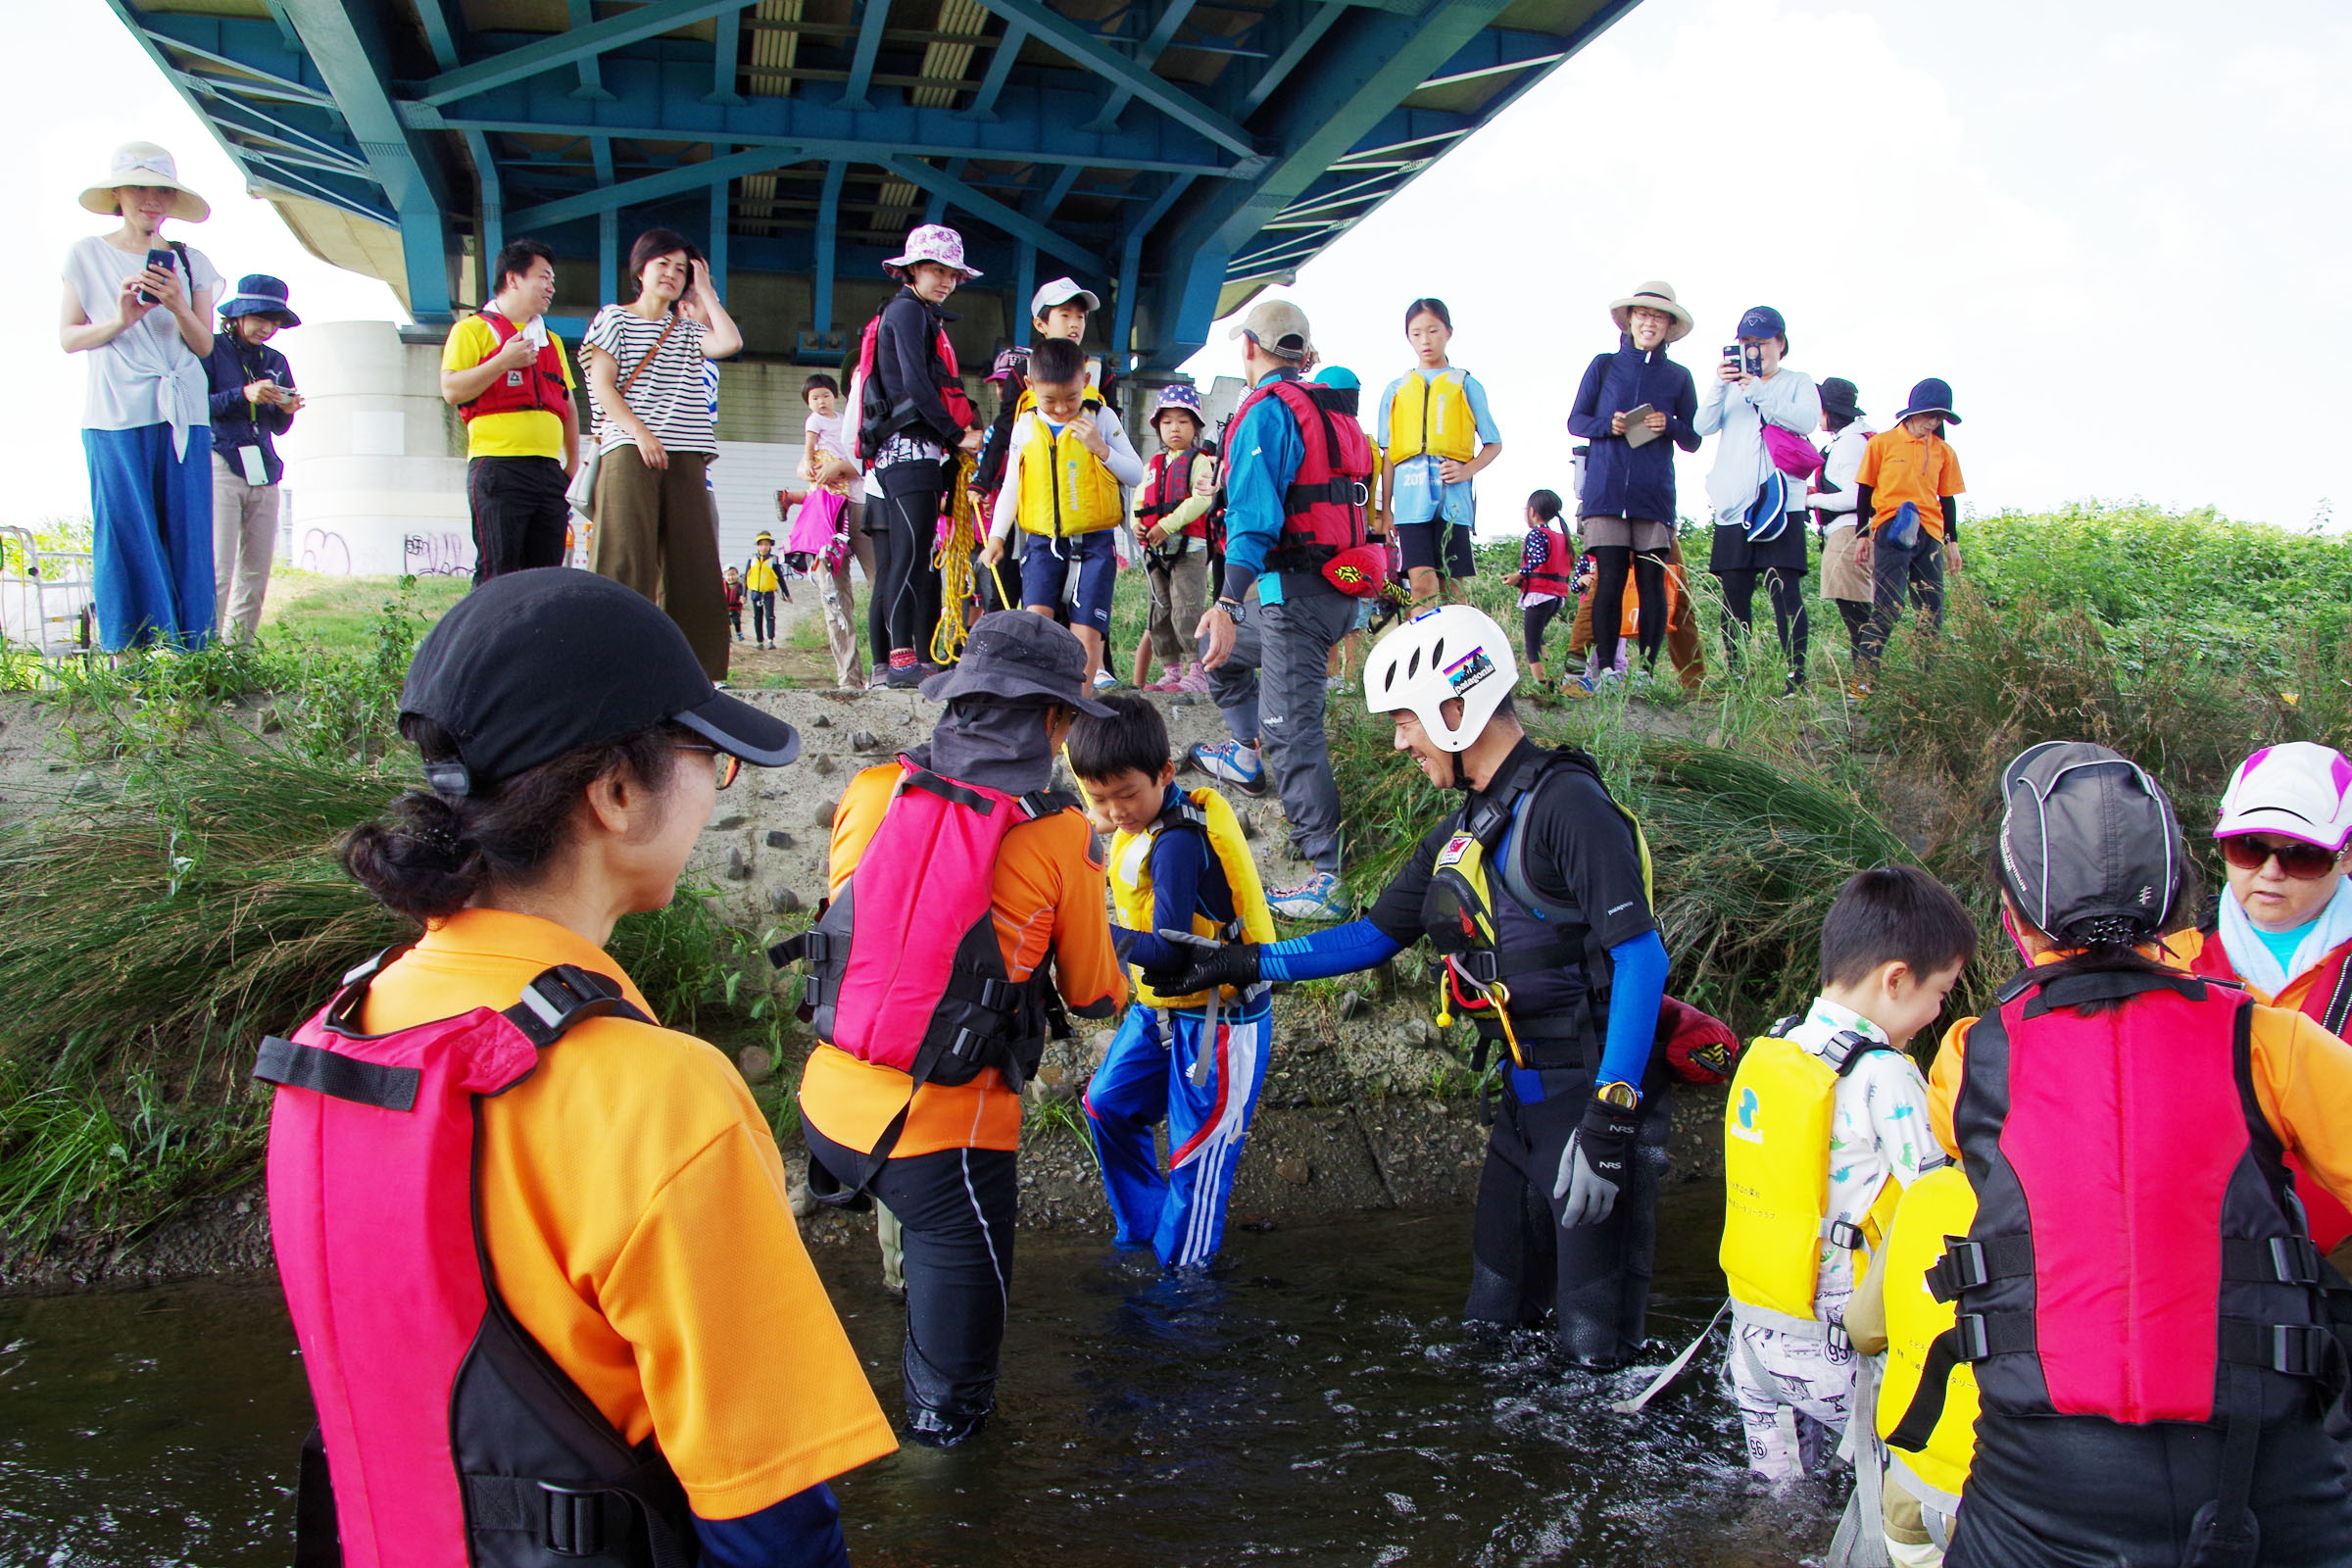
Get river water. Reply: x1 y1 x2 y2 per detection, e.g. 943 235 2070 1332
1 1186 1836 1566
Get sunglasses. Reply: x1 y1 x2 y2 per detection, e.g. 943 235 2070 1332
2219 834 2339 880
674 744 741 791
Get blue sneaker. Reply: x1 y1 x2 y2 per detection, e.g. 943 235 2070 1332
1186 739 1267 798
1268 871 1351 921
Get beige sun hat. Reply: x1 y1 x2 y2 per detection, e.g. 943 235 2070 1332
1226 297 1313 362
80 141 210 222
1608 280 1692 343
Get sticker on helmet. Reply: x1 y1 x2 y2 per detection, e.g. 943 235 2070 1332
1444 646 1494 696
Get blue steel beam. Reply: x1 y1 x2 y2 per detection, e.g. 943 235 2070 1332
565 0 614 99
416 0 753 107
464 128 505 281
707 7 744 103
957 20 1028 122
1110 171 1195 363
1088 0 1200 132
810 160 847 341
836 0 893 112
507 142 809 230
878 155 1108 273
414 0 463 71
960 0 1260 160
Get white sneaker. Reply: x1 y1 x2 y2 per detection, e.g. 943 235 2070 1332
1186 739 1268 797
1268 871 1351 921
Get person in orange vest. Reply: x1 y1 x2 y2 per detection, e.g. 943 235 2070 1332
2185 741 2352 1254
1918 742 2352 1567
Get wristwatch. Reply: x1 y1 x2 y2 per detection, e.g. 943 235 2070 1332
1594 1080 1642 1109
1213 596 1245 624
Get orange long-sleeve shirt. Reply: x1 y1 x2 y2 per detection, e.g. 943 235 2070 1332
797 760 1126 1157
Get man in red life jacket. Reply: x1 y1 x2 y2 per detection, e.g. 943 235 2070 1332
439 239 580 582
2187 741 2352 1254
1916 742 2352 1568
1187 298 1372 922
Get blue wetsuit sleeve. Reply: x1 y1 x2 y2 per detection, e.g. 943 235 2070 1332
693 1484 848 1568
1118 829 1210 973
1257 918 1403 982
1598 930 1667 1091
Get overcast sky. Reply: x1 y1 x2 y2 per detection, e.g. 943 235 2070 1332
10 0 2348 536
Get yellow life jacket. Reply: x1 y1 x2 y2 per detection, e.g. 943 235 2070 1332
1015 405 1122 537
1720 1033 1905 1339
1875 1164 1980 1518
1386 368 1477 463
1109 786 1276 1008
744 553 781 593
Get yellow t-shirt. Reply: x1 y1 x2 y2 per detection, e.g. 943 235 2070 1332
355 908 896 1518
442 316 576 461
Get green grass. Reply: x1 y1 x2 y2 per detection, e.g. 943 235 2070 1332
264 570 469 653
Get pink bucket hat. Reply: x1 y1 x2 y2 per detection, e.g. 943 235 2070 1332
883 224 980 278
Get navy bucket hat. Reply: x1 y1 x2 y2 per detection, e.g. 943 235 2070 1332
1896 377 1961 424
219 273 300 326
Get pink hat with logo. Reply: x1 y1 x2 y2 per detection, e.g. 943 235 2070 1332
883 224 980 278
2215 742 2352 850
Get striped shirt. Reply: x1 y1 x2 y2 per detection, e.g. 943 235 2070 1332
585 305 713 455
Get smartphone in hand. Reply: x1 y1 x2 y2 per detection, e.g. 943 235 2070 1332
137 247 174 306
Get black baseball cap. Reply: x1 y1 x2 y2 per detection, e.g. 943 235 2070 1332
1997 740 2181 943
401 569 800 796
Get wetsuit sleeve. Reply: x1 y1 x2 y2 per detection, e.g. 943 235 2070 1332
1669 364 1701 454
1048 814 1126 1018
1118 828 1210 974
1258 918 1405 982
1941 496 1961 540
1597 931 1666 1089
2248 1004 2352 1210
1563 354 1613 441
1926 1016 1974 1158
693 1484 848 1568
1855 483 1876 534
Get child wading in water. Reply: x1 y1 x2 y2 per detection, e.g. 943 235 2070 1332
1378 298 1501 608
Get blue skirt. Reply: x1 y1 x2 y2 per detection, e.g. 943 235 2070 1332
83 422 216 651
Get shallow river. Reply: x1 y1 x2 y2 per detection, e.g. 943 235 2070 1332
1 1185 1834 1566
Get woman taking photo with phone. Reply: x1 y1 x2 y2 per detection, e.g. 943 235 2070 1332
1695 305 1821 692
60 142 222 652
585 227 744 681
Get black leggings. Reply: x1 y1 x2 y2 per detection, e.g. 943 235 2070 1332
1590 546 1665 673
868 461 944 662
750 589 777 644
1834 598 1871 662
1522 598 1563 667
1717 566 1809 680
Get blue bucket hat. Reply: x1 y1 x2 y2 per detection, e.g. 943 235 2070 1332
219 273 300 326
1896 377 1961 424
1736 305 1786 341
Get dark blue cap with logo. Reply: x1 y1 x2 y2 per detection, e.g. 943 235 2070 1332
1736 305 1786 341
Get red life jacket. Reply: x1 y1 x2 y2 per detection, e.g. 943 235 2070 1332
1227 374 1372 575
1889 967 2332 1448
254 956 695 1568
2188 929 2352 1250
1525 522 1573 598
773 760 1077 1191
1139 448 1212 541
847 297 975 464
459 309 572 424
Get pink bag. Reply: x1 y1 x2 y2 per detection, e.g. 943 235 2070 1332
786 487 848 555
1762 422 1823 480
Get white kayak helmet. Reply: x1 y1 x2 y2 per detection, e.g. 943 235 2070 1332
2214 741 2352 851
1361 604 1517 752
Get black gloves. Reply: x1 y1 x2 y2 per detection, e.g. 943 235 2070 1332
1552 1093 1642 1226
1142 940 1262 998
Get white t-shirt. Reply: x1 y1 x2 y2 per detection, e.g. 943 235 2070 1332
1781 996 1945 1301
806 409 853 467
584 306 713 454
64 233 221 454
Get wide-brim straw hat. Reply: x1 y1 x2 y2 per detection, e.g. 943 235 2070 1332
1608 281 1692 343
80 141 210 223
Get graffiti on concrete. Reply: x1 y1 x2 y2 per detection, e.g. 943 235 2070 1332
403 531 473 577
299 529 350 575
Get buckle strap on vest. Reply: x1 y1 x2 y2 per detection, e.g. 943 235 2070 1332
1820 1217 1870 1251
253 1037 420 1111
2004 965 2220 1015
2219 1317 2331 1378
502 964 651 1048
1450 940 1579 986
2225 1235 2324 1287
463 1475 692 1567
1886 1310 2037 1452
1926 1233 2035 1301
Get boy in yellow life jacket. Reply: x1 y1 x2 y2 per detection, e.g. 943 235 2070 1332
1721 865 1976 1482
982 336 1145 691
1071 694 1278 1268
741 529 784 649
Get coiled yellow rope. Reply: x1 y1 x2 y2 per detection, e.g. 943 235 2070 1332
930 454 983 665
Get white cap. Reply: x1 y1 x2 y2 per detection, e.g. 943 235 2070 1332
2215 741 2352 849
1030 276 1100 318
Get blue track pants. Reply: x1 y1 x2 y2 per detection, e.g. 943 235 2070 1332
1085 998 1272 1268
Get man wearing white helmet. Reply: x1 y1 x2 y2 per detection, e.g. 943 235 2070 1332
1151 605 1677 1367
2187 740 2352 1253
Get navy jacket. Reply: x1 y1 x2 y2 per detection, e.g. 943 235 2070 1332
205 331 297 485
870 288 968 452
1565 337 1698 524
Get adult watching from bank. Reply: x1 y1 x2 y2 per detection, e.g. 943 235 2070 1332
1189 298 1372 922
583 228 743 683
204 274 302 644
61 141 222 651
261 568 893 1568
439 239 579 582
1564 281 1700 689
862 224 985 688
1696 305 1821 690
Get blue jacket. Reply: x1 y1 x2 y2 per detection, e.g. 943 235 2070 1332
1217 368 1320 606
205 331 297 485
1565 337 1698 524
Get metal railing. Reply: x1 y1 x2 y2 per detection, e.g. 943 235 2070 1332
0 526 96 660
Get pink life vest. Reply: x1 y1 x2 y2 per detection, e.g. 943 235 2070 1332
256 955 696 1568
1890 966 2333 1448
773 760 1078 1191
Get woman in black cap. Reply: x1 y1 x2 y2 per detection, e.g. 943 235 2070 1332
1695 305 1822 691
264 568 894 1567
